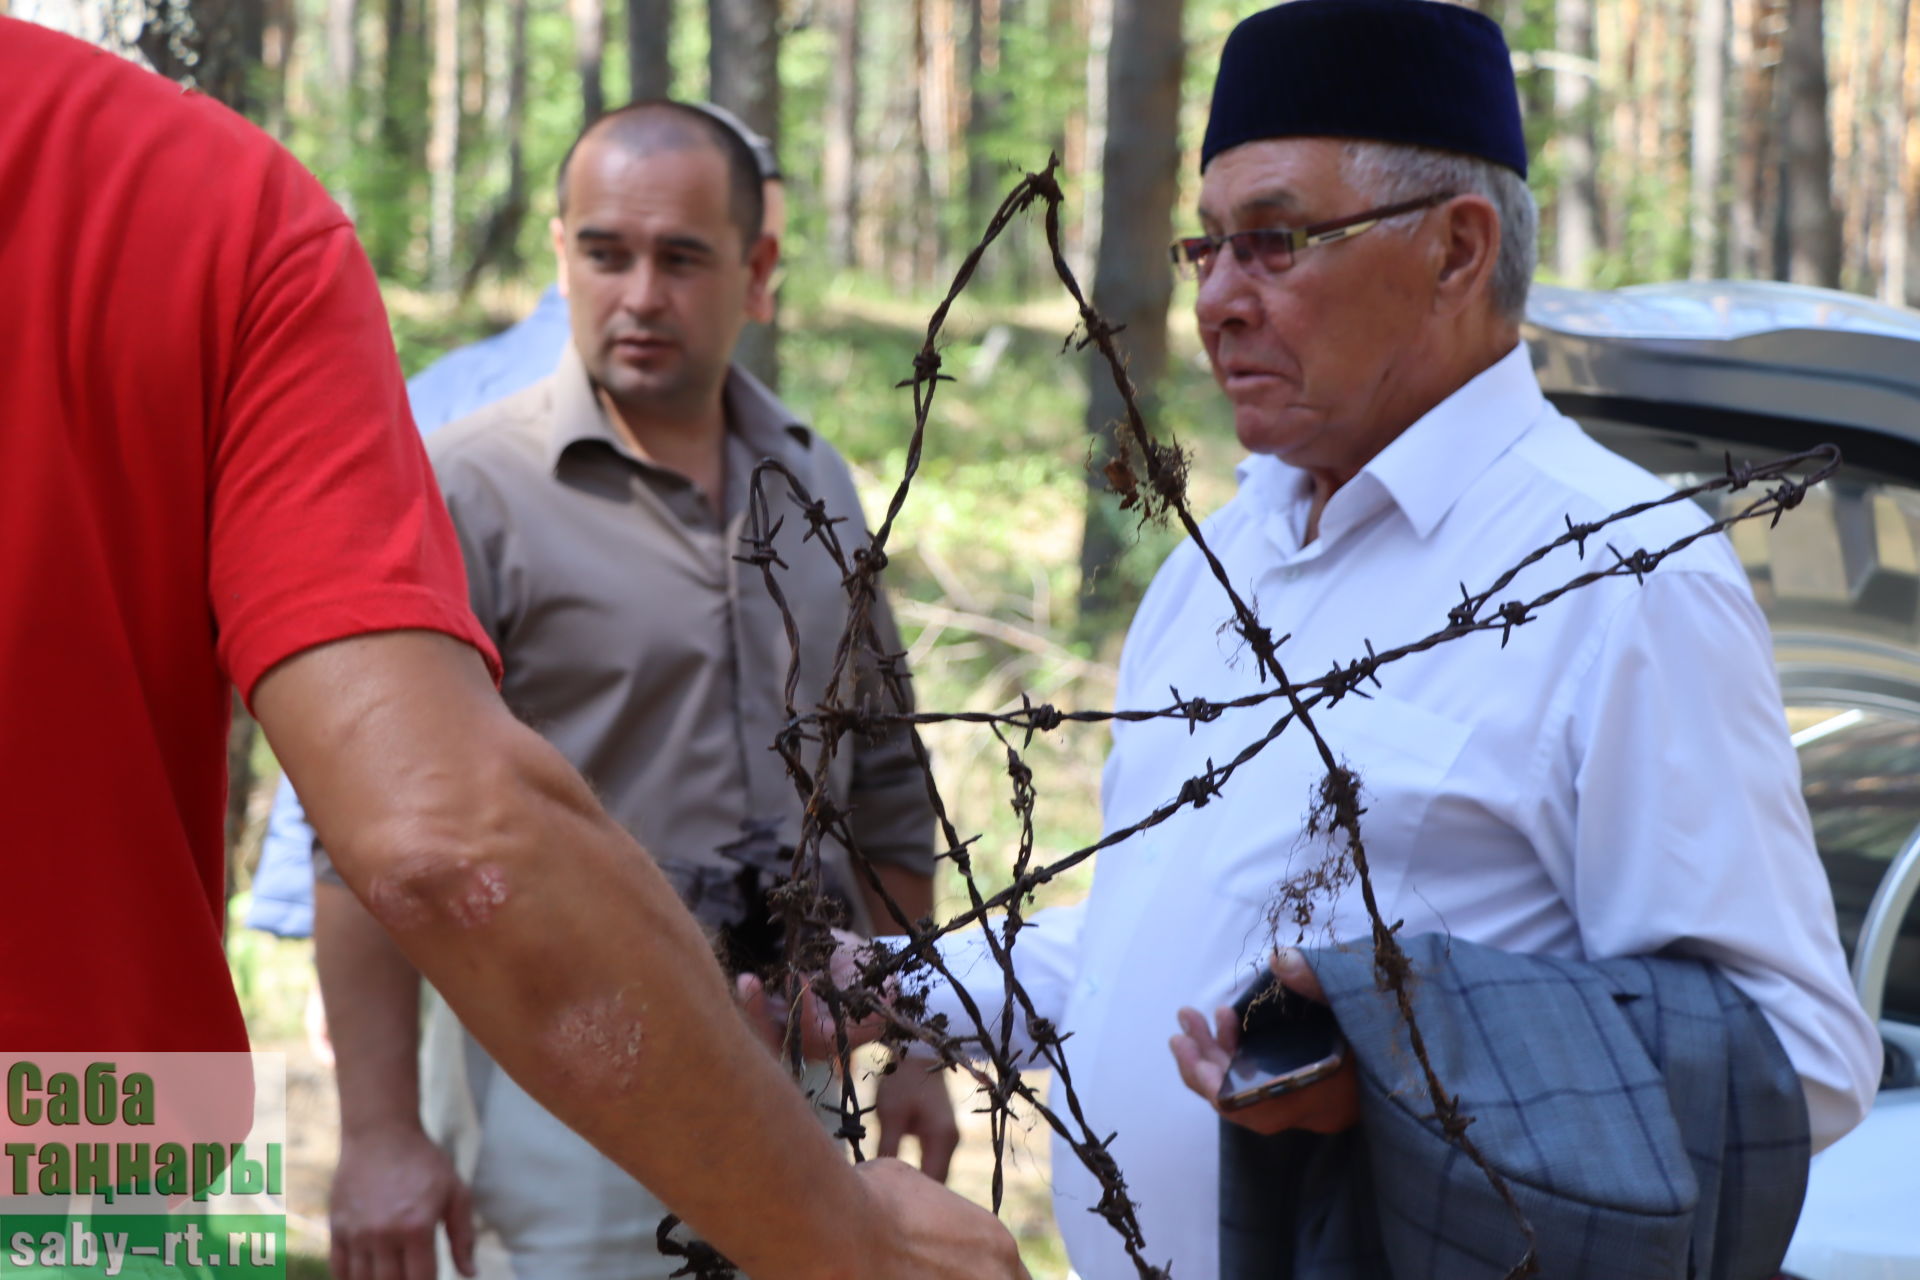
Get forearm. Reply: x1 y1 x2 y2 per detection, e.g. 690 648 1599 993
901 900 1088 1062
255 633 875 1280
313 878 423 1136
858 863 933 938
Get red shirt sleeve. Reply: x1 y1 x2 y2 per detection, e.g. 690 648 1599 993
207 156 501 701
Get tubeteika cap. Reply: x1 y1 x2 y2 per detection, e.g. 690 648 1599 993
1201 0 1528 178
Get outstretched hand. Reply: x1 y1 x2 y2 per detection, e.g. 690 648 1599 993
734 929 894 1062
1168 948 1360 1137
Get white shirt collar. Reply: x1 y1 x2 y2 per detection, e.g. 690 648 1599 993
1235 341 1546 549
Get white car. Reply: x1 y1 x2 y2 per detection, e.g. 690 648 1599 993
1527 280 1920 1279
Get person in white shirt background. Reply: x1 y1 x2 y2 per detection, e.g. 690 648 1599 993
897 2 1883 1277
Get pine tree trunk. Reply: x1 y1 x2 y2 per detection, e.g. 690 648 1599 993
1901 0 1920 303
709 0 781 385
628 0 672 100
462 0 487 123
1082 0 1111 276
1889 0 1916 303
1781 0 1841 285
572 0 605 125
429 0 460 289
380 0 410 148
1553 0 1600 283
1731 0 1779 278
459 0 529 293
921 0 956 271
1689 0 1728 278
964 0 999 235
1833 0 1868 290
261 0 294 134
823 0 862 271
1079 0 1183 621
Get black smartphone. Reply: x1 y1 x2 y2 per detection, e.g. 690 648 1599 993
1216 967 1347 1111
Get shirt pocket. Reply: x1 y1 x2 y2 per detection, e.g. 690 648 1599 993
1218 691 1473 948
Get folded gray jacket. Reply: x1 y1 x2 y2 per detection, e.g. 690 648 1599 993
1220 934 1811 1279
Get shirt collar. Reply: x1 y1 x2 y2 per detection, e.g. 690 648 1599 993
545 343 813 475
1235 340 1546 546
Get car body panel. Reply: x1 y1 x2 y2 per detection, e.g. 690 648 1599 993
1525 280 1920 1279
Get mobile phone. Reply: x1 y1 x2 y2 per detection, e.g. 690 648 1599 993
1216 967 1347 1111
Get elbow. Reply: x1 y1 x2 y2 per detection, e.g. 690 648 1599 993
323 731 585 937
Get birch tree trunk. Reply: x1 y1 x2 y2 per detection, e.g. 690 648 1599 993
325 0 358 101
428 0 460 289
1553 0 1600 283
1080 0 1183 619
1689 0 1727 278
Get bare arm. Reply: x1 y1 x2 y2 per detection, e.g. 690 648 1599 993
254 629 1022 1280
315 877 474 1280
858 863 933 938
315 877 424 1138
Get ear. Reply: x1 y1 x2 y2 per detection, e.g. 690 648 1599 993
1430 194 1501 319
549 216 571 299
744 232 780 325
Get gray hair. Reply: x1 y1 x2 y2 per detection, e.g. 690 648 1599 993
1341 140 1538 321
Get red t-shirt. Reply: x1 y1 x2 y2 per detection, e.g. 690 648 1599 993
0 21 500 1052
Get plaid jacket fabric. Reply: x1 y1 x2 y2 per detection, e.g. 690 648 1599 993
1220 934 1811 1279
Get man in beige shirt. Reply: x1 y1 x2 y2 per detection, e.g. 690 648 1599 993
318 100 961 1280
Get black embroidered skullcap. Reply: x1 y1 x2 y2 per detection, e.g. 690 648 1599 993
1201 0 1527 178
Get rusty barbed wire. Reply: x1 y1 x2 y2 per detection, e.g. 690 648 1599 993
701 157 1840 1279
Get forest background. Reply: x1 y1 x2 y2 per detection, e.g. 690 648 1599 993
16 0 1920 1272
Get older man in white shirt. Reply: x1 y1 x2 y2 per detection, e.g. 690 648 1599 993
906 2 1882 1277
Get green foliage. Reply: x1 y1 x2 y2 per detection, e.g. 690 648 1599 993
225 894 311 1045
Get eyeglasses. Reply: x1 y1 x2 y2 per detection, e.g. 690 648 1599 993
1169 192 1456 282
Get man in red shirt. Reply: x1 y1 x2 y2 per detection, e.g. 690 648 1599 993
0 20 1023 1279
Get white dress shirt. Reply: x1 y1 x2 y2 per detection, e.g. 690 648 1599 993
919 342 1880 1280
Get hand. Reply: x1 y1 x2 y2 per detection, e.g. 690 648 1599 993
329 1125 476 1280
734 930 893 1061
1168 948 1360 1137
874 1061 961 1183
854 1157 1030 1279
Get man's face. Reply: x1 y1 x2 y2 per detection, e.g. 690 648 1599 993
1194 138 1438 479
552 139 774 424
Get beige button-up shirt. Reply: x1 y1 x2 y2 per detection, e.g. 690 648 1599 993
425 347 934 937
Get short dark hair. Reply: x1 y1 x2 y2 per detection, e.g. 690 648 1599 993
555 100 765 254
